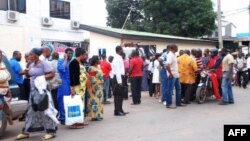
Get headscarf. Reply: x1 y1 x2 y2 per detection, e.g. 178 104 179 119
43 44 54 53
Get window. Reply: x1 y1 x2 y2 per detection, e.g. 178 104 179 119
50 0 70 19
0 0 26 13
0 0 8 10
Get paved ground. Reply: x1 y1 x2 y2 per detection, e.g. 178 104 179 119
1 86 250 141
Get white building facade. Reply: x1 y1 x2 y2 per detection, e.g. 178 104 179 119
0 0 86 58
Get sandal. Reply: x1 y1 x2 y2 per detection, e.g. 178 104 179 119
69 124 84 129
41 133 55 140
16 133 29 140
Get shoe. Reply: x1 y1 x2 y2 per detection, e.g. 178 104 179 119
178 103 187 107
218 101 228 105
104 101 111 104
91 118 103 121
163 101 167 106
41 133 55 140
166 105 177 109
69 124 84 129
16 133 29 140
229 101 235 104
114 112 126 116
121 111 129 114
60 120 65 125
158 99 162 103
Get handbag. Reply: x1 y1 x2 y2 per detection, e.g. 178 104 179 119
31 89 49 111
64 95 84 126
47 73 62 91
113 84 127 96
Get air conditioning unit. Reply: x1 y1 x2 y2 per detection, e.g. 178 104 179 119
71 21 80 29
42 17 53 26
7 10 19 22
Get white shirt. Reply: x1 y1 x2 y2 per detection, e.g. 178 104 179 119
148 62 153 73
236 57 244 70
166 51 179 78
112 54 125 84
247 57 250 69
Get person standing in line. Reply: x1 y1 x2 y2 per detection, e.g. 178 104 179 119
42 46 59 111
178 50 197 104
166 44 187 109
9 51 27 100
23 53 32 101
57 48 73 125
112 46 129 116
69 47 88 129
219 48 235 105
87 56 104 121
141 56 150 91
121 53 129 100
16 48 57 140
108 56 114 98
100 54 112 104
50 52 60 111
51 52 59 72
152 53 161 100
159 48 169 105
129 50 144 105
147 56 155 97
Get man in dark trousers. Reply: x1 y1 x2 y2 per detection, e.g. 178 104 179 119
112 46 129 116
129 50 143 105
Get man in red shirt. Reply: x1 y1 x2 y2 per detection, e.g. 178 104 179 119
100 55 112 104
130 50 144 105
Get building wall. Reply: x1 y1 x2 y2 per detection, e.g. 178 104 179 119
0 0 85 59
89 32 121 57
121 39 215 53
88 32 216 58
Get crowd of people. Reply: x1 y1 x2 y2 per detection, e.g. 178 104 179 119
0 43 249 140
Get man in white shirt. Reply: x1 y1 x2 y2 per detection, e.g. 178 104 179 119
166 44 186 109
235 53 247 88
112 46 128 116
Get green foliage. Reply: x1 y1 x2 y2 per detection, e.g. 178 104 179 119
105 0 216 37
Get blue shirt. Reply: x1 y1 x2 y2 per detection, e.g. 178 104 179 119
160 52 168 67
9 58 24 84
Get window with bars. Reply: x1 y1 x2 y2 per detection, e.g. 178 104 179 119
50 0 70 19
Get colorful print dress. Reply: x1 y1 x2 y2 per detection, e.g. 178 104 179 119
87 66 104 120
72 64 87 120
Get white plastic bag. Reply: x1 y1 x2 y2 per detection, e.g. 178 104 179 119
64 95 84 126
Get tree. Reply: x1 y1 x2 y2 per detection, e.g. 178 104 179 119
105 0 216 37
105 0 144 31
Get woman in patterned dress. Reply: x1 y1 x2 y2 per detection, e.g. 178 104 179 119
16 48 57 140
87 56 104 121
69 47 88 129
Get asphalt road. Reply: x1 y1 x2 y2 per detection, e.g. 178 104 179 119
1 86 250 141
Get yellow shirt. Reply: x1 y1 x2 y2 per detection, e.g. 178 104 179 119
178 54 197 84
222 54 235 71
